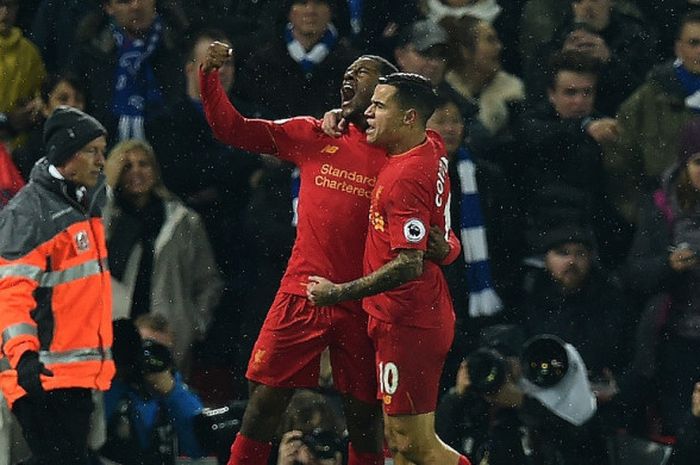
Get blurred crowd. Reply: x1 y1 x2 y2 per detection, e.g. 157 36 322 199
4 0 700 464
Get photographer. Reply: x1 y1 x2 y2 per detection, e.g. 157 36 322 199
274 390 345 465
101 319 205 465
439 332 608 465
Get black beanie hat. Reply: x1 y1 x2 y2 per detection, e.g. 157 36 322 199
43 106 107 166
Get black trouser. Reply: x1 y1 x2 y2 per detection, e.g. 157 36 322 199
12 388 94 465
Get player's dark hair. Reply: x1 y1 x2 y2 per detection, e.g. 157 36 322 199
378 73 437 125
546 50 601 90
359 55 399 76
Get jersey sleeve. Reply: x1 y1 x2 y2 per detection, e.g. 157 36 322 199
385 175 432 252
440 229 462 266
199 67 320 164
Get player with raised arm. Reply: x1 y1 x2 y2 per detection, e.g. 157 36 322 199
307 73 471 465
200 44 460 465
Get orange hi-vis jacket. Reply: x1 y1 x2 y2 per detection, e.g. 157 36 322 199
0 159 114 407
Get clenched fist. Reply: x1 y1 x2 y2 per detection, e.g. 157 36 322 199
202 41 233 74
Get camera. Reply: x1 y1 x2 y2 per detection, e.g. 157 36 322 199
139 338 173 375
522 334 569 388
466 347 509 395
301 428 343 461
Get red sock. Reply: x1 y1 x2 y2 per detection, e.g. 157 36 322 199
226 433 272 465
458 455 472 465
347 443 385 465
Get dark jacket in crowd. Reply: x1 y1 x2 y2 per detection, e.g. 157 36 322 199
672 414 700 465
236 37 358 119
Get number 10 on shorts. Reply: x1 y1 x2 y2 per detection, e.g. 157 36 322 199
378 361 399 395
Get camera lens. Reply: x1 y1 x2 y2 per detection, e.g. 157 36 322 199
301 428 341 460
466 348 508 395
522 335 569 388
140 339 173 373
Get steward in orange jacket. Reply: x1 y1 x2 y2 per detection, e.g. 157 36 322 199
0 106 114 465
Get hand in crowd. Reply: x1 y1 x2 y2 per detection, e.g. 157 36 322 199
321 108 345 137
692 382 700 418
103 146 128 188
202 41 233 74
563 30 611 63
455 360 471 396
306 276 341 307
590 368 619 403
669 246 698 272
485 377 525 409
585 118 619 145
277 430 305 465
143 370 176 396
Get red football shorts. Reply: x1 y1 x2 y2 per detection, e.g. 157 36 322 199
368 316 454 415
246 292 377 404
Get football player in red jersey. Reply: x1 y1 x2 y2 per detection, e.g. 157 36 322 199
308 74 471 465
201 44 460 465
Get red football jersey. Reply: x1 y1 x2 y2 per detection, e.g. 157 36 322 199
363 130 455 328
200 70 387 303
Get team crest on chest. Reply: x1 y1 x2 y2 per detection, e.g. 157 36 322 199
74 230 90 252
403 219 426 243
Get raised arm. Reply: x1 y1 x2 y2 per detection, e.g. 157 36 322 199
199 41 278 154
307 249 424 306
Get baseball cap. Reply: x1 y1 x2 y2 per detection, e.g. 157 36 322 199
400 19 449 53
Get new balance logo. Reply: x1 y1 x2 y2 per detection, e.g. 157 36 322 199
320 145 339 154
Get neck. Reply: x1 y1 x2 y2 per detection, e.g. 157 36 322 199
387 130 427 155
459 64 496 94
187 80 200 101
292 28 325 51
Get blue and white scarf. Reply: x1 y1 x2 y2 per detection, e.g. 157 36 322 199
675 58 700 112
111 17 164 141
455 146 502 317
285 22 338 74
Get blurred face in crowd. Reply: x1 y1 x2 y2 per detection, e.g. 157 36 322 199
545 242 592 291
395 44 448 86
289 0 331 39
340 57 383 124
119 148 157 198
548 71 596 119
571 0 612 32
687 153 700 191
105 0 157 37
0 0 18 36
62 136 107 189
676 22 700 74
427 101 464 156
465 21 502 76
44 80 86 116
187 37 234 99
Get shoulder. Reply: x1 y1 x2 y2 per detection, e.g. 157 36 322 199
0 186 44 259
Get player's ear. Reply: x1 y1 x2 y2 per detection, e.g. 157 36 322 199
403 108 418 126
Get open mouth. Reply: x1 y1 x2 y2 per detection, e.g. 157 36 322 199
341 83 355 106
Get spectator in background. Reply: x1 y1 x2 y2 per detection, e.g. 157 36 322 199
68 0 185 141
12 73 87 180
393 19 451 92
625 118 700 434
526 16 655 117
237 0 358 118
420 0 502 23
512 50 628 267
440 14 525 158
0 0 46 148
103 139 224 375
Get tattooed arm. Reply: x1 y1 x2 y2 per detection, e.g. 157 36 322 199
307 249 424 306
